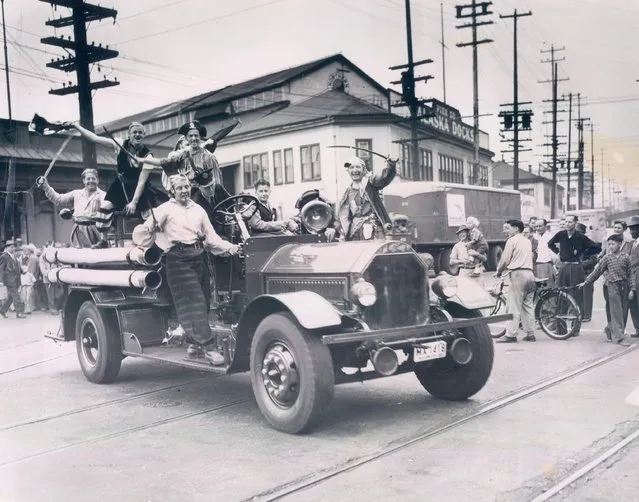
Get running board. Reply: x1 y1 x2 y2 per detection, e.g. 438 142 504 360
122 346 230 374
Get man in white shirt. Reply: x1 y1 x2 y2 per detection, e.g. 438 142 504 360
534 218 557 286
133 174 240 365
495 219 536 343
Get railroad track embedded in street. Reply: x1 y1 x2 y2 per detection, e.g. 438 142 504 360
242 343 639 502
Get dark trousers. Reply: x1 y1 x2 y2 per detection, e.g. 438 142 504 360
603 282 628 342
582 281 594 320
0 286 24 315
558 262 585 314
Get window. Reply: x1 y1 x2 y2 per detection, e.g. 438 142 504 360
520 188 534 196
242 152 269 188
284 148 294 183
438 154 464 184
400 145 433 180
300 144 321 181
355 139 372 171
273 150 283 185
544 185 551 207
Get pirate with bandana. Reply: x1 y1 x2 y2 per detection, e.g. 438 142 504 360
334 156 397 241
138 120 224 194
66 121 168 248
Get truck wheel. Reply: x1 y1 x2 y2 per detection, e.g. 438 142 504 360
487 245 503 271
438 248 459 276
75 301 122 384
250 312 334 434
415 308 493 401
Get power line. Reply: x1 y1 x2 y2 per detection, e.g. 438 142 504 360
118 0 290 45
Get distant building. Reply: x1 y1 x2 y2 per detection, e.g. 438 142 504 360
102 53 495 218
556 170 594 210
491 161 565 219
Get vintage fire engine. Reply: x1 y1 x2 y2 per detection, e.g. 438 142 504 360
45 194 510 434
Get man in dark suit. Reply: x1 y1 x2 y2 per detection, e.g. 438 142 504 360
0 240 26 319
626 216 639 338
190 166 232 234
247 179 298 234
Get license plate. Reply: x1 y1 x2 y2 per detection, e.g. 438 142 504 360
413 341 447 362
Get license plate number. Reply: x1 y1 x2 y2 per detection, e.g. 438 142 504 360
413 341 447 362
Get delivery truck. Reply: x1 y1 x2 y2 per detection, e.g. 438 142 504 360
384 181 522 274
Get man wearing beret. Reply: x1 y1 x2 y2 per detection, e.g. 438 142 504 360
0 240 26 319
334 156 397 241
578 233 633 346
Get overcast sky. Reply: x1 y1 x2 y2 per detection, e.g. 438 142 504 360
3 0 639 195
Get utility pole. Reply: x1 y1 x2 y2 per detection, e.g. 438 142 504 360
590 122 595 208
390 0 434 181
600 148 604 208
574 94 590 210
540 45 568 218
456 0 493 185
499 8 531 190
440 2 447 103
40 0 119 170
1 0 15 241
565 92 572 211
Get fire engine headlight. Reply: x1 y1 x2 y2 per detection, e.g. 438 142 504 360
351 280 377 307
433 274 458 298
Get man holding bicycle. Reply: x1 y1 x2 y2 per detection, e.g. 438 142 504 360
495 219 537 343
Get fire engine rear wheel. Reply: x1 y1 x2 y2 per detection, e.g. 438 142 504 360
75 301 122 384
414 308 493 401
250 312 334 434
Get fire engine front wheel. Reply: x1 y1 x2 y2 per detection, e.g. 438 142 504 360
250 312 334 434
75 301 122 384
414 308 493 401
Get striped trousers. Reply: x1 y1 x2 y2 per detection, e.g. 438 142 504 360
165 248 212 345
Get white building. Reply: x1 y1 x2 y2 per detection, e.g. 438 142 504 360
103 54 494 218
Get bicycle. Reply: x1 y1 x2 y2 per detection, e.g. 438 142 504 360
486 277 582 340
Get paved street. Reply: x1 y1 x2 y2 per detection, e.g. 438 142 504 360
1 278 638 502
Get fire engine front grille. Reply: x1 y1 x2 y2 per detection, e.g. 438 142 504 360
266 277 348 303
363 253 428 330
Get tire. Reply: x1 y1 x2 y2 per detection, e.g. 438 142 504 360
249 312 334 434
488 296 508 339
487 245 503 272
415 307 494 401
75 301 122 384
438 248 459 276
535 290 582 340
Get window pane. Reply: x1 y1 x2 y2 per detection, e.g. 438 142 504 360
355 139 372 171
301 146 311 181
311 144 321 180
260 153 269 180
243 156 253 188
284 148 294 183
273 150 283 185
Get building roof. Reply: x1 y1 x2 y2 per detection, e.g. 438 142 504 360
101 54 388 132
226 90 389 137
491 160 549 183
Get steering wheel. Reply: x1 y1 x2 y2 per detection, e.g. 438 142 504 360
211 194 260 229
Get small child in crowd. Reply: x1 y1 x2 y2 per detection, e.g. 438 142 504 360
465 216 489 276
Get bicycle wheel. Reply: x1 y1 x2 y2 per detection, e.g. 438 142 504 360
535 289 582 340
487 295 508 338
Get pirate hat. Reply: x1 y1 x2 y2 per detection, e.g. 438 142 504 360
295 189 328 210
178 120 207 138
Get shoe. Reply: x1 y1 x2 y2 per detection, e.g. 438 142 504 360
631 333 639 338
582 318 591 323
204 349 226 366
91 239 108 249
604 326 612 342
523 335 536 342
617 340 631 347
16 313 26 319
496 336 517 343
0 312 6 319
186 344 204 358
